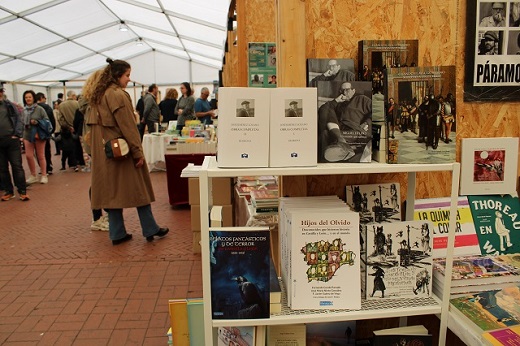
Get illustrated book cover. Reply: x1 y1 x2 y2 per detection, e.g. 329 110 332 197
217 326 256 346
288 209 361 309
384 66 456 164
306 321 356 345
217 87 271 168
346 183 401 224
209 227 270 319
450 285 520 334
307 58 356 87
468 195 520 256
460 137 519 195
482 325 520 346
414 196 481 258
269 87 318 167
316 80 373 163
366 220 434 299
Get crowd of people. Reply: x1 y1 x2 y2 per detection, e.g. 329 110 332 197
0 60 218 245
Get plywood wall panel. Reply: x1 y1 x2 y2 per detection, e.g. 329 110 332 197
244 0 276 43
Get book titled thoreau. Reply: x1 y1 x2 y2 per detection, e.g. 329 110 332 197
209 227 270 319
217 87 270 168
269 87 317 167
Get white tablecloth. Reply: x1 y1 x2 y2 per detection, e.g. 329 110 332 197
142 133 174 171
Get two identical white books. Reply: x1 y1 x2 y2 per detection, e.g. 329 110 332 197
279 196 361 310
217 87 317 168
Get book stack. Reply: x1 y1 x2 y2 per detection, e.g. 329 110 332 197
433 255 520 297
279 196 361 310
250 189 279 214
235 176 278 203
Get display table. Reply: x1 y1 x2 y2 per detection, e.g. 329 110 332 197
142 133 174 171
165 154 215 206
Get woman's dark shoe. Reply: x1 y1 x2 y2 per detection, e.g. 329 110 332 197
146 227 169 242
112 233 133 245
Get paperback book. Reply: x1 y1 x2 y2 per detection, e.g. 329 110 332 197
482 325 520 346
168 299 190 345
217 326 255 346
317 81 373 163
186 298 204 346
346 183 401 223
307 58 356 87
269 87 318 167
209 227 270 319
306 321 356 345
384 66 456 164
268 324 306 345
414 196 481 258
468 195 520 256
366 220 434 299
372 325 431 346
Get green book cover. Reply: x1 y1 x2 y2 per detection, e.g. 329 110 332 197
187 299 204 346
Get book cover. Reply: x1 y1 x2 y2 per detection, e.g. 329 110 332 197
414 196 482 258
366 220 434 299
268 324 306 345
372 334 432 346
468 195 520 255
460 137 519 195
209 227 270 319
317 81 373 163
288 210 361 309
346 183 401 223
186 298 204 346
269 87 318 167
482 325 520 345
269 255 281 305
307 58 356 87
217 87 270 168
384 66 456 164
450 285 520 333
306 321 356 345
217 326 255 346
168 299 190 346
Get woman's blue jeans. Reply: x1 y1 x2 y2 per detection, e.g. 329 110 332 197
106 204 159 241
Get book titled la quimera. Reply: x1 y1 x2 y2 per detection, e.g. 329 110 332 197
217 87 270 168
209 227 270 319
269 87 317 167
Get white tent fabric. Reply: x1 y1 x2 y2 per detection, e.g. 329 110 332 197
0 0 230 88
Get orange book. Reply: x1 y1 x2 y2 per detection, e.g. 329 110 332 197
168 299 190 346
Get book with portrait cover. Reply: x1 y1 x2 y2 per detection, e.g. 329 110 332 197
366 220 433 299
316 80 373 163
287 209 361 310
467 195 520 256
384 66 456 164
269 87 317 167
414 196 481 258
460 137 519 195
209 227 270 319
217 87 270 168
307 58 356 87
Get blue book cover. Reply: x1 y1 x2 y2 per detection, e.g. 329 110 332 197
209 227 270 319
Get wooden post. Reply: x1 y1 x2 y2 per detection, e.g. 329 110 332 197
236 0 248 86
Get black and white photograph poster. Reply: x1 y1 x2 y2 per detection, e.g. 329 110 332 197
464 0 520 101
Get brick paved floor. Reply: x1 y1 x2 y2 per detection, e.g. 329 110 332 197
0 154 201 345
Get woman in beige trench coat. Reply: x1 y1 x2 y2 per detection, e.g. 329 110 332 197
86 58 168 245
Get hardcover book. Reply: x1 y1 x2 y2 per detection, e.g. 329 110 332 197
186 298 204 346
384 66 456 164
307 58 356 87
366 220 434 299
460 137 519 195
269 87 318 167
482 325 520 346
217 87 271 168
209 227 270 319
217 326 255 346
414 196 481 258
468 195 520 256
317 81 373 163
268 324 306 345
306 321 356 345
168 299 190 345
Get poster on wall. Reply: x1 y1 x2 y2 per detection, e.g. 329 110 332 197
248 42 277 88
464 1 520 101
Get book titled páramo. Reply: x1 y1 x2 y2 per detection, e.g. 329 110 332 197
209 227 270 319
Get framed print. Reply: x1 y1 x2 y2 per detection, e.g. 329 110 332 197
464 1 520 101
460 137 519 195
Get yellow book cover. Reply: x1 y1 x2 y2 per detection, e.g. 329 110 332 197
482 325 520 345
169 299 190 346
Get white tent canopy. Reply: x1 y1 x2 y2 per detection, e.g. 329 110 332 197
0 0 230 90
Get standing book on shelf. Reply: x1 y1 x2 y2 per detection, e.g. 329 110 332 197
306 58 356 87
217 326 256 346
306 321 356 345
384 65 456 164
414 196 481 258
316 80 373 163
209 227 270 319
366 220 434 299
460 137 519 195
217 87 271 168
268 324 306 345
372 325 431 346
186 298 204 346
346 183 401 224
269 87 318 167
168 299 190 345
468 195 520 256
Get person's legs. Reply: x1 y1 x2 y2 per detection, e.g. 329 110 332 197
75 138 85 166
136 204 160 238
6 138 27 195
35 139 47 177
0 138 14 195
106 209 129 241
24 139 37 177
45 139 53 174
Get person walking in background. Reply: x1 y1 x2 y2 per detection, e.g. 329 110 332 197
135 91 146 140
142 84 161 133
36 92 55 175
87 58 168 245
59 90 82 171
0 87 29 201
194 87 215 125
22 90 50 185
53 100 62 155
159 88 178 130
174 82 195 131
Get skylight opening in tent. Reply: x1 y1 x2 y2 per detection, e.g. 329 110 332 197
23 42 92 68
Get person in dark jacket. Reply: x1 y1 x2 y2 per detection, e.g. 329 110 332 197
36 92 55 175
